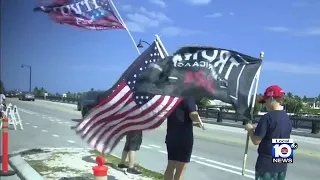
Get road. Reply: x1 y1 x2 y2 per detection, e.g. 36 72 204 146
5 98 320 180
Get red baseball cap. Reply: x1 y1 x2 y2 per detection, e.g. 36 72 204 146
257 85 285 103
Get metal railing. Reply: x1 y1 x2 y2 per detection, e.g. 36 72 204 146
16 95 319 134
35 96 80 104
198 109 320 134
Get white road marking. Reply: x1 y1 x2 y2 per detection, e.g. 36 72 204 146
52 134 59 137
41 130 48 132
141 145 152 149
223 122 238 125
191 155 200 158
19 109 34 114
67 140 75 144
158 150 167 154
56 119 61 121
58 122 63 124
33 126 38 128
50 119 55 122
149 144 161 149
192 160 255 179
200 158 255 174
65 122 70 124
25 122 30 125
48 117 53 119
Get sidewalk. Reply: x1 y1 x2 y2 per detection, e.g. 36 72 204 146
0 161 20 180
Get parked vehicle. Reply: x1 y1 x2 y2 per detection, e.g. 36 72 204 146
5 91 15 98
19 92 35 101
79 91 104 117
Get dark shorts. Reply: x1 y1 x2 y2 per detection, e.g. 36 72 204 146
123 131 142 151
255 172 286 180
166 141 193 163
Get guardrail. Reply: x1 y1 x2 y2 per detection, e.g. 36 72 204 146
25 96 320 134
35 96 80 104
198 109 320 134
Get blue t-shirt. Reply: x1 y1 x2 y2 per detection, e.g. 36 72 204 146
254 110 292 172
165 97 197 145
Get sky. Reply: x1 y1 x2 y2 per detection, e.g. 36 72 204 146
1 0 320 97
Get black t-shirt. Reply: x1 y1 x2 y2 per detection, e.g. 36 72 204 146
254 110 292 172
165 97 197 144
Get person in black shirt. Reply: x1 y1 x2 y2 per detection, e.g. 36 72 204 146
164 97 203 180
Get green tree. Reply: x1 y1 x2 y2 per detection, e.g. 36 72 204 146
33 87 41 96
0 80 5 93
90 88 94 91
197 97 211 107
302 95 307 102
284 96 303 113
286 92 293 98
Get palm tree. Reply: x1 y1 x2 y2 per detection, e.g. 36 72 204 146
286 92 293 98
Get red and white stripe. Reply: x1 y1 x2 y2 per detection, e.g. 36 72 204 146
76 81 182 154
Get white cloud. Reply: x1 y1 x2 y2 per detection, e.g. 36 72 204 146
263 61 320 75
264 26 290 32
149 0 166 8
121 4 132 11
125 21 145 32
186 0 211 5
303 27 320 35
160 26 205 36
125 7 172 32
229 12 235 16
139 7 171 22
204 13 223 18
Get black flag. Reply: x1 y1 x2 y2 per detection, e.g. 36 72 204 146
134 46 262 120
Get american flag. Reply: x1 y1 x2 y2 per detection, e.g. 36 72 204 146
34 0 125 30
75 41 183 154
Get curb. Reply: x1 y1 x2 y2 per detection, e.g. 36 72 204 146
9 155 44 180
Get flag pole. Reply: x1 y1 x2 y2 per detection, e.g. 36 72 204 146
109 0 141 55
155 34 169 56
241 52 264 176
155 41 165 59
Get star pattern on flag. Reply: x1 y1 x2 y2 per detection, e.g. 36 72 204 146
74 0 113 21
112 43 161 105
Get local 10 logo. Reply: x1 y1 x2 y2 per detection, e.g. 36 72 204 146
272 139 298 164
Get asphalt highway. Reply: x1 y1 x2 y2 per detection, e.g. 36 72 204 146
5 98 320 180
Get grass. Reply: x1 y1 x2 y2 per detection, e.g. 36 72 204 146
24 151 92 179
90 150 164 180
302 108 320 114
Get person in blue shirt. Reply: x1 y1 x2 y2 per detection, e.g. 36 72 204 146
245 85 292 180
164 97 203 180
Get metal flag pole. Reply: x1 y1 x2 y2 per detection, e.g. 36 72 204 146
155 34 169 56
109 0 141 55
241 51 264 176
155 40 165 59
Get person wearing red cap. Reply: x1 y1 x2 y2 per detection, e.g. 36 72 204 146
244 85 292 180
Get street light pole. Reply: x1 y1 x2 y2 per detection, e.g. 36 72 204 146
21 64 32 92
137 39 151 48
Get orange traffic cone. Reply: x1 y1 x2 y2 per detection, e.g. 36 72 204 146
92 156 108 180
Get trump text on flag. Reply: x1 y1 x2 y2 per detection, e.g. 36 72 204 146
272 139 298 164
